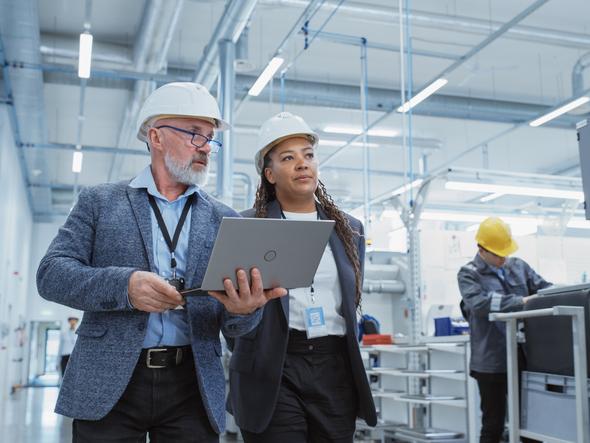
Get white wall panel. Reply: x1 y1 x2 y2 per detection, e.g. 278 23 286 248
0 106 33 426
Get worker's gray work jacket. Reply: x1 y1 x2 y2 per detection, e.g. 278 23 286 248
457 254 551 374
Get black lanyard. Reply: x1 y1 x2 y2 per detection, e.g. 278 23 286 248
148 193 195 278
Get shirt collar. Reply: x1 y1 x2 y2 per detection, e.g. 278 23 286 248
129 165 199 202
474 253 508 275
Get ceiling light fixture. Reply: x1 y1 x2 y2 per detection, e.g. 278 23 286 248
248 57 284 97
421 211 539 236
391 179 423 196
78 32 93 79
323 125 398 138
529 96 590 127
480 192 504 202
318 139 379 148
445 181 583 201
566 219 590 229
397 78 448 113
72 151 83 173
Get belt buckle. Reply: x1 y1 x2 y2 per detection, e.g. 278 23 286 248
146 348 167 369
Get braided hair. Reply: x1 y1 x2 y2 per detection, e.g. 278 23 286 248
254 154 363 307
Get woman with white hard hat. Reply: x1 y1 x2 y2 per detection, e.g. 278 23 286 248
227 112 377 442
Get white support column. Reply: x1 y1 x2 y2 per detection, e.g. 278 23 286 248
217 38 235 205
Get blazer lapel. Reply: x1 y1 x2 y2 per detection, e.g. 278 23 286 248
185 192 215 288
127 186 155 271
265 200 290 320
318 206 357 330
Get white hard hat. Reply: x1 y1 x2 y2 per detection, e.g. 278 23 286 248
136 82 229 142
255 112 319 174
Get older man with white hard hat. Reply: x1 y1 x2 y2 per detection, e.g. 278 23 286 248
37 82 286 442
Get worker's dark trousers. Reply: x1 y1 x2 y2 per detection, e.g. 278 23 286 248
473 372 506 443
471 371 538 443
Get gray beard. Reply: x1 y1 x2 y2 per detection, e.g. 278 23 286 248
164 152 209 187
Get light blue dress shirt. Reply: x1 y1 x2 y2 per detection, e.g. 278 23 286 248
490 264 506 281
129 166 198 348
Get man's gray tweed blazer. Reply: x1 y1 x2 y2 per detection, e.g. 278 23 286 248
37 180 261 434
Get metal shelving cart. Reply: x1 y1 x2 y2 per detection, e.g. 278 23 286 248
490 305 589 443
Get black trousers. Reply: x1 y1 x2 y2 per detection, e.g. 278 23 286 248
471 371 538 443
60 355 70 377
472 371 507 443
241 332 358 443
72 348 217 443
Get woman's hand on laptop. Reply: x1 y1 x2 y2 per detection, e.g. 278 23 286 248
208 268 287 315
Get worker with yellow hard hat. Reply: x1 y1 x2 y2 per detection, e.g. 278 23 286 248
457 216 551 443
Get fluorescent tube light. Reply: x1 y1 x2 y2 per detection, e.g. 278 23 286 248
391 179 423 196
421 211 486 223
567 219 590 229
323 125 398 138
248 57 284 96
529 97 590 127
480 193 504 202
421 211 538 236
445 181 583 201
318 139 379 148
72 151 83 173
397 78 448 113
78 32 93 79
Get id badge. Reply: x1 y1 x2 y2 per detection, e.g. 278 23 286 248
304 306 328 338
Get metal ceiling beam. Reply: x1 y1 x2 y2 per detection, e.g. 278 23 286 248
424 0 550 89
320 0 551 168
25 142 408 178
306 29 461 61
27 61 581 129
193 0 258 89
263 0 590 49
107 0 185 183
235 0 333 115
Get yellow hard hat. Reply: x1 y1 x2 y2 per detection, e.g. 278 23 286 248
475 217 518 257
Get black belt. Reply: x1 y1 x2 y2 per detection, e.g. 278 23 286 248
140 345 192 369
287 329 347 354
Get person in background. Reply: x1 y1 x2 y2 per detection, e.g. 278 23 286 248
458 216 551 443
37 82 286 443
58 316 79 377
227 112 377 443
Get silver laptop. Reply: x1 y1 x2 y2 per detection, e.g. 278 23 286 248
182 217 335 293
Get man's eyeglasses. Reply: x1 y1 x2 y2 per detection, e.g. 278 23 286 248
155 125 222 153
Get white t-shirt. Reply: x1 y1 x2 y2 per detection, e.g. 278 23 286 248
59 328 77 356
282 210 347 336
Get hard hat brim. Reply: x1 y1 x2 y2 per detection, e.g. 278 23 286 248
255 132 319 174
486 238 519 257
137 114 230 143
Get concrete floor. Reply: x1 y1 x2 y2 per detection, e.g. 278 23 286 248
2 387 239 443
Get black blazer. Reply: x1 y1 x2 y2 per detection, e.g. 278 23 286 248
226 200 377 433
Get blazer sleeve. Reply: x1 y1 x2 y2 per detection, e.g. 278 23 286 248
36 187 138 312
221 308 263 339
219 207 264 338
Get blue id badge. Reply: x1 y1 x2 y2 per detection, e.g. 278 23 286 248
304 306 328 338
